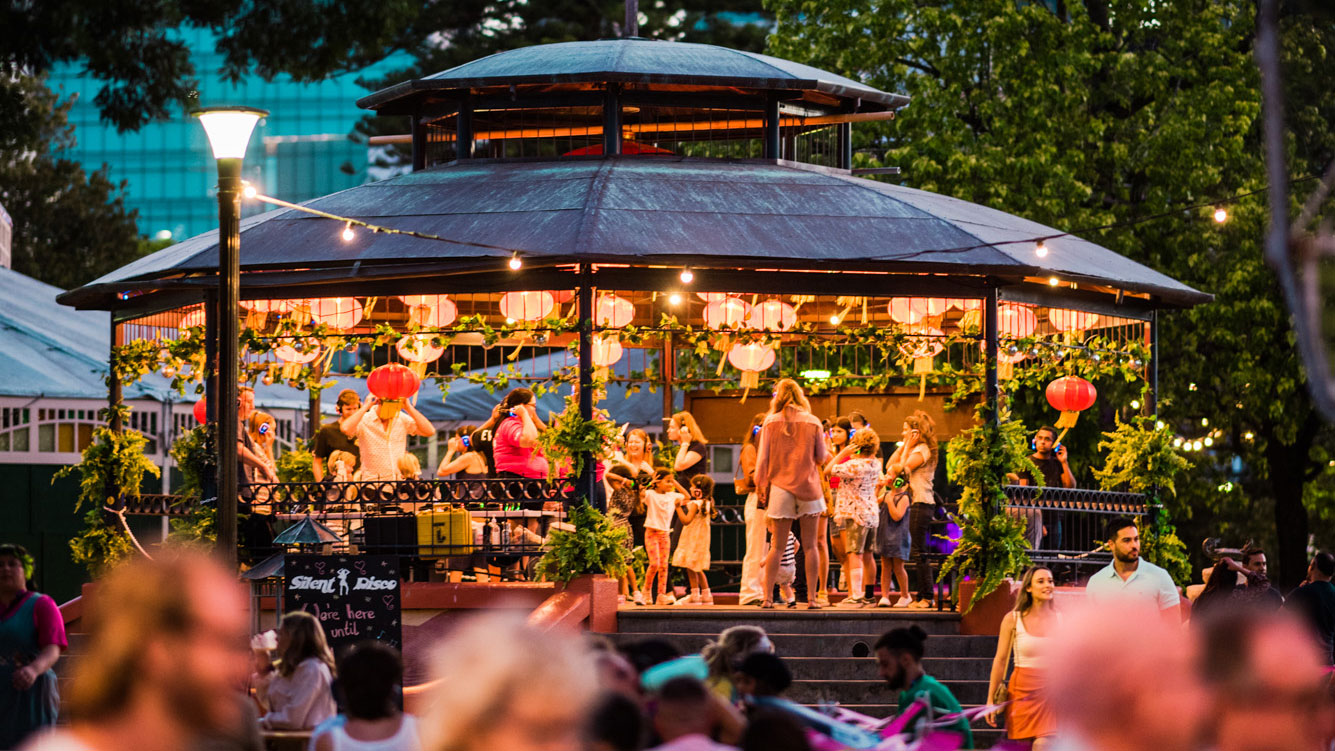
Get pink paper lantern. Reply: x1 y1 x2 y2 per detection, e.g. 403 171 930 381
178 307 206 330
899 327 945 359
399 294 457 329
499 291 555 321
704 297 750 330
696 292 731 303
592 336 623 367
997 303 1038 338
396 334 444 363
888 298 948 325
1047 308 1101 333
274 338 323 364
594 294 635 328
309 297 365 331
746 299 797 332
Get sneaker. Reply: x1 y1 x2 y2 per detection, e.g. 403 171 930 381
656 593 677 606
617 594 627 605
838 596 865 608
632 591 646 606
877 596 893 608
908 599 932 609
673 594 699 606
700 592 714 605
895 596 914 608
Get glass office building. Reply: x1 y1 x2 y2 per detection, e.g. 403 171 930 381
49 29 411 241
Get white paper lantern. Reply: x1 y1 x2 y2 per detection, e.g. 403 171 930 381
704 297 750 329
499 291 555 321
746 299 797 332
309 297 365 331
594 295 635 328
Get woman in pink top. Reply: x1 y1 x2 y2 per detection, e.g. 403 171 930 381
755 379 830 609
491 388 550 479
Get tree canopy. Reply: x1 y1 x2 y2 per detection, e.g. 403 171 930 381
765 0 1335 584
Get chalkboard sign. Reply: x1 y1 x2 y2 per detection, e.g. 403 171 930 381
284 554 402 653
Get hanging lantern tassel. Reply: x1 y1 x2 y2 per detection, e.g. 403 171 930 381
281 361 302 381
914 356 933 401
245 309 267 331
714 333 732 354
408 360 428 379
997 360 1014 380
409 303 431 328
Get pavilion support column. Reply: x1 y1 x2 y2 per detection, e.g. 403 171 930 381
1147 310 1159 417
108 318 123 431
411 113 427 171
662 332 675 430
308 387 320 441
763 94 780 159
837 123 852 170
203 289 219 506
603 84 622 156
984 285 1000 426
577 266 598 510
456 97 473 160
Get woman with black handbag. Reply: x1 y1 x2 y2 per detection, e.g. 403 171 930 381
985 566 1059 749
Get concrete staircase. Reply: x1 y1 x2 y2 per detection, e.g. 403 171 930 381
609 607 1002 747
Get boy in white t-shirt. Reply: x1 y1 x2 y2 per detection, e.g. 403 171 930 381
642 469 688 606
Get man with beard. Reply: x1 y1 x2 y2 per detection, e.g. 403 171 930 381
1085 517 1180 620
873 626 972 747
21 553 253 751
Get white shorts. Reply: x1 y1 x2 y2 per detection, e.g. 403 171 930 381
766 485 827 519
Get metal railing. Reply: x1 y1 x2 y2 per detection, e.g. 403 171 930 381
1002 485 1151 583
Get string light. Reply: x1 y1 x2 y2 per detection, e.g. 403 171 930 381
1203 437 1214 447
1155 421 1165 430
508 253 522 271
1035 240 1048 258
1130 400 1141 410
241 182 257 199
829 314 841 326
680 268 694 284
1201 417 1209 426
1213 207 1228 223
1048 276 1060 286
341 222 355 242
668 292 682 305
505 317 516 325
1244 431 1255 440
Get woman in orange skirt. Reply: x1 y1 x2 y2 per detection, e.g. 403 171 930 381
987 566 1059 749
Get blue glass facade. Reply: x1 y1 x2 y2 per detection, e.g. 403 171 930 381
49 29 410 241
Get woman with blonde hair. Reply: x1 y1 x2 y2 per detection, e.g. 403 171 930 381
257 610 337 730
985 566 1059 749
247 412 279 501
701 625 773 701
756 379 830 610
884 409 939 608
421 611 599 751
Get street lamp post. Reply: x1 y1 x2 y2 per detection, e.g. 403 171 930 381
194 106 267 566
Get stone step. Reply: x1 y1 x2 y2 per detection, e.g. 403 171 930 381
788 678 989 707
785 656 993 681
616 607 961 635
609 632 998 659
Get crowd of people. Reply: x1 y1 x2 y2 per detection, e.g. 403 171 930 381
10 543 1335 751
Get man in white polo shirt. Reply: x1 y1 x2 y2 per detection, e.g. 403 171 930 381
1086 516 1181 619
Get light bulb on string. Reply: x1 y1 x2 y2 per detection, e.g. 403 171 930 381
509 253 522 271
1213 207 1228 223
1130 400 1141 410
680 268 694 284
1035 240 1048 258
1048 276 1060 286
829 314 841 326
341 222 355 242
505 317 516 325
668 293 682 305
241 182 257 199
1203 437 1214 447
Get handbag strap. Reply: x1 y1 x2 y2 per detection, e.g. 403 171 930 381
1005 613 1019 681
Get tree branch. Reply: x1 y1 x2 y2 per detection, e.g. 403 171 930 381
894 57 941 78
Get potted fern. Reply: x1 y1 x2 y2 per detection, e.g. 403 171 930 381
534 503 627 630
1093 416 1193 584
940 408 1042 625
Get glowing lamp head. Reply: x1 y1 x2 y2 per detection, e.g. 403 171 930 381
509 254 523 271
668 293 682 305
1035 240 1049 258
192 106 268 160
680 268 694 284
1213 207 1228 223
341 223 355 242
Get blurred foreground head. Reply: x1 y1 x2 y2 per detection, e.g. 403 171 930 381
1048 602 1206 751
421 611 599 751
1198 609 1335 751
66 552 250 738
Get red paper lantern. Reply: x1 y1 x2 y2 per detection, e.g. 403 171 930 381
367 363 420 401
594 294 635 328
1046 375 1097 428
192 399 207 424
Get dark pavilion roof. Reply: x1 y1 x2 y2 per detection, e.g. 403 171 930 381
357 38 909 113
58 158 1210 310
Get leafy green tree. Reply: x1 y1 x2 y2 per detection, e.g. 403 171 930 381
765 0 1335 586
0 74 152 290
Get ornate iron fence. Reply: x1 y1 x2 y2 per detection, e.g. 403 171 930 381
1003 484 1152 583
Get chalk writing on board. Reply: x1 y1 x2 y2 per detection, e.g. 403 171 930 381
284 554 402 652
